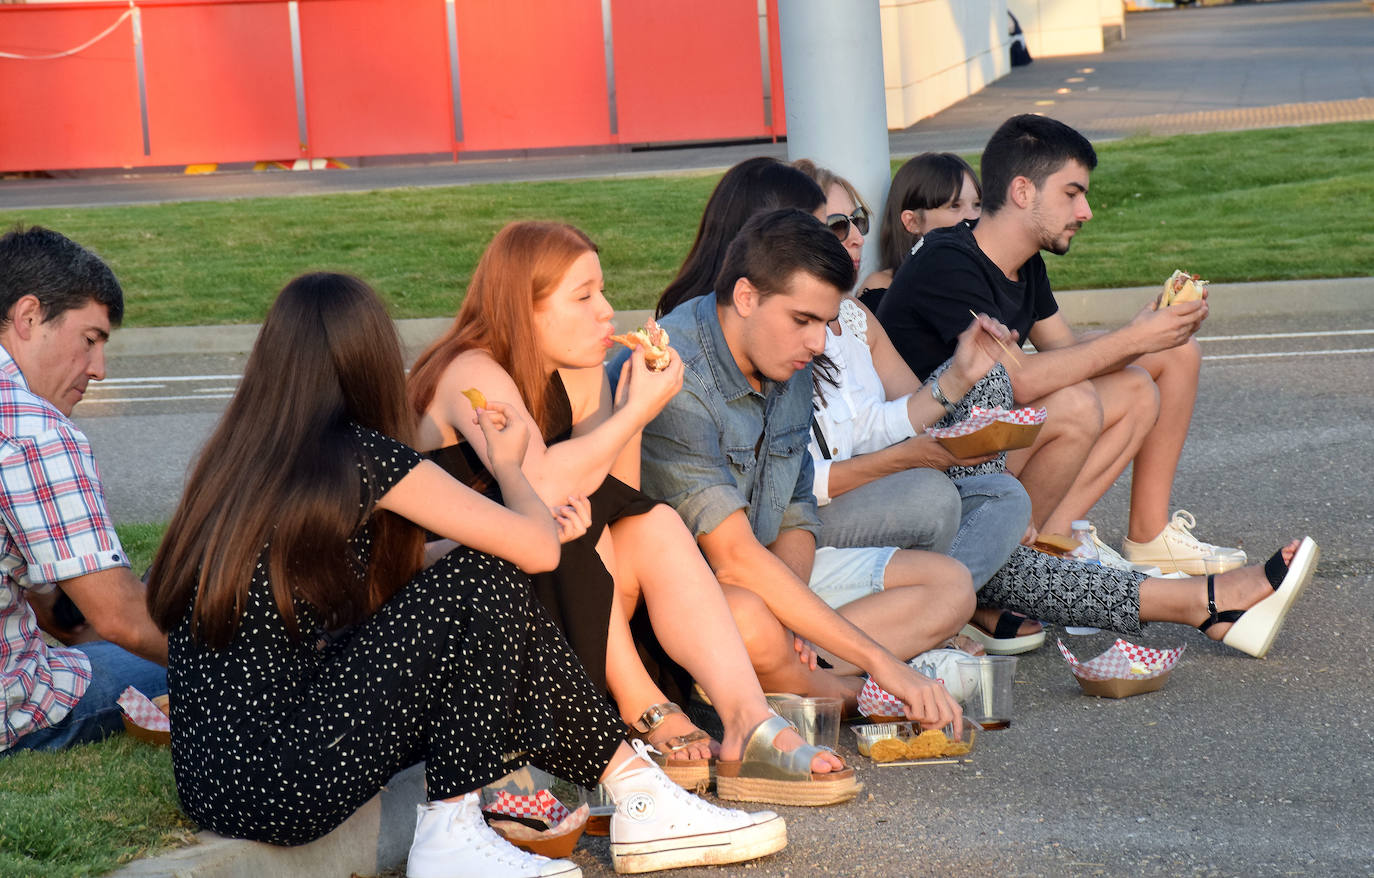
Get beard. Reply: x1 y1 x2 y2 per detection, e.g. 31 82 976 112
1030 201 1082 255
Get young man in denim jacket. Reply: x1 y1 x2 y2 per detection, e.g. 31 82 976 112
627 209 962 729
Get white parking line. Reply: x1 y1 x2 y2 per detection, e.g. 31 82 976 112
78 393 236 404
1198 329 1374 342
1203 348 1374 361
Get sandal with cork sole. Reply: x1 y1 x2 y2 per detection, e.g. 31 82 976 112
1197 537 1319 659
715 714 863 807
628 702 712 793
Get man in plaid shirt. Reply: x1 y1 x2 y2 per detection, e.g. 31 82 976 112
1 226 167 754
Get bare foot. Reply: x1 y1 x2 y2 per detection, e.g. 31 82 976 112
645 710 716 762
1193 539 1300 640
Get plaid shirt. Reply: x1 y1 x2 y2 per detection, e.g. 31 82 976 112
0 344 128 751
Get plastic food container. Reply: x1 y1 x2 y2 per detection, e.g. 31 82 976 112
850 720 976 763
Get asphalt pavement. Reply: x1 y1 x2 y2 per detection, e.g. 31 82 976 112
18 1 1374 875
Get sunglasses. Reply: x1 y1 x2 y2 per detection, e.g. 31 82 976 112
825 206 869 238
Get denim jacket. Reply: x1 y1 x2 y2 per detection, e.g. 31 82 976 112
613 295 821 545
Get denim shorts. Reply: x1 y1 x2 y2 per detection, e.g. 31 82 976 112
808 545 898 609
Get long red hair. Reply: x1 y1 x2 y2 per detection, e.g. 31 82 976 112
409 221 597 436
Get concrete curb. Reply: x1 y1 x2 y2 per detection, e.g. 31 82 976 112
112 763 426 878
105 277 1374 359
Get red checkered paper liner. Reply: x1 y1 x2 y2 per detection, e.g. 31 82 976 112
484 789 571 827
117 686 170 732
1056 638 1184 681
857 677 907 718
926 406 1047 439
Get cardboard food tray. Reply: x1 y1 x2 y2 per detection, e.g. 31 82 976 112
935 420 1042 457
1073 670 1173 698
122 694 171 747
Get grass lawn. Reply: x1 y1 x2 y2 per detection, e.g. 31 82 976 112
1 524 188 878
1 122 1370 327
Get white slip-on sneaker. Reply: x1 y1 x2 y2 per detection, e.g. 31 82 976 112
1088 526 1137 572
406 793 581 878
604 740 786 874
1121 509 1247 575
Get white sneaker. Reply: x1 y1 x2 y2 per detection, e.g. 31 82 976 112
1121 510 1247 575
1088 526 1136 572
909 648 976 702
604 740 786 874
406 793 581 878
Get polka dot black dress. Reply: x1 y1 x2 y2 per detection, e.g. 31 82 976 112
167 425 625 846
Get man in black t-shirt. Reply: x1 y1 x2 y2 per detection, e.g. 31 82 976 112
877 115 1243 575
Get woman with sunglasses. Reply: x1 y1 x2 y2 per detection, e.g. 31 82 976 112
794 165 1319 661
792 161 1045 653
145 273 787 877
859 153 982 312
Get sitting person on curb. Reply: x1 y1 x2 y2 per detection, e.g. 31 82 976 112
0 226 167 756
876 114 1244 574
858 151 983 313
627 208 965 729
796 160 1043 655
810 162 1319 659
145 273 785 878
407 221 858 807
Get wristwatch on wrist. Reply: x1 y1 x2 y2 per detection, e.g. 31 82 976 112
929 376 960 417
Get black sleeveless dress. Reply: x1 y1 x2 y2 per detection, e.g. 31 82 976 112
428 373 689 705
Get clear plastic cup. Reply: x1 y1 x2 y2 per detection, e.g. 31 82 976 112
769 696 842 750
956 655 1018 729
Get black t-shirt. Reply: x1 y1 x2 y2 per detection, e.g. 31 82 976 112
875 223 1059 380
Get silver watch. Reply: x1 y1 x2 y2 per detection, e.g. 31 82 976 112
929 376 960 417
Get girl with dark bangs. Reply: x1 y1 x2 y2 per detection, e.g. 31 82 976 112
145 273 786 877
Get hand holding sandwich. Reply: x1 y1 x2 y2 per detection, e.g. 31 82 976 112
613 343 684 425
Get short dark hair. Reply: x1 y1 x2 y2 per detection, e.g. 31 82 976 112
0 225 124 328
714 208 854 306
657 158 825 316
980 115 1097 214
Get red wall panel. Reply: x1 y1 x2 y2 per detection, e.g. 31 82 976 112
453 0 610 151
0 7 144 171
140 3 299 165
610 0 765 144
298 0 455 158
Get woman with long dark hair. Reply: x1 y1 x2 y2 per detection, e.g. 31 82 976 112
656 157 826 317
408 223 860 808
146 273 786 877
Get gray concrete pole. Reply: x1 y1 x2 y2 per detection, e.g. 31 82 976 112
777 0 890 288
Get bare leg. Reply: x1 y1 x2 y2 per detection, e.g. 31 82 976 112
820 551 974 674
1139 540 1300 638
1125 341 1201 542
1041 366 1160 536
609 507 841 770
1006 381 1101 532
724 585 864 713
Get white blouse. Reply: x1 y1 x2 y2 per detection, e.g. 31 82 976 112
808 298 918 505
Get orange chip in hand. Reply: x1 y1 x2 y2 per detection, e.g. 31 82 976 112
461 388 487 410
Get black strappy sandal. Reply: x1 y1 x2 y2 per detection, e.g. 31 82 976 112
1197 537 1319 658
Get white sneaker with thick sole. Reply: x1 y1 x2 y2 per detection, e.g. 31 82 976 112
1121 509 1247 575
605 740 786 874
406 793 581 878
